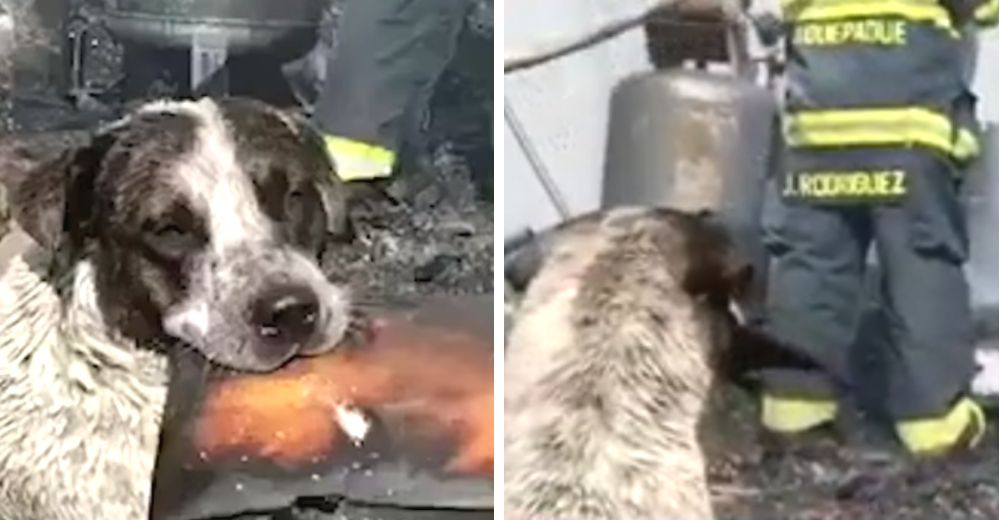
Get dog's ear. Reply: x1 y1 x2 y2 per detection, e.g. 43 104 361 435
276 109 353 242
0 131 110 251
722 259 753 302
687 255 754 310
682 215 753 306
504 228 557 293
314 169 352 242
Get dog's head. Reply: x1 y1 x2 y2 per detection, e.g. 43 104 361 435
505 207 753 314
505 206 821 382
1 97 353 372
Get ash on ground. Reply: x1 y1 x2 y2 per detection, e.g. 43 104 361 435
703 385 998 520
323 146 493 302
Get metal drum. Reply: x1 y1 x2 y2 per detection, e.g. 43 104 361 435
90 0 328 101
601 68 779 320
101 0 325 54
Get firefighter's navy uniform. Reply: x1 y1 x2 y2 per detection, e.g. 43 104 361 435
312 0 474 181
761 0 997 454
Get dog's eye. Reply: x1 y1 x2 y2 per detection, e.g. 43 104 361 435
152 224 187 240
144 223 199 258
285 189 307 219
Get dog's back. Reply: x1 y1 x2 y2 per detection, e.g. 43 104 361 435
505 208 737 520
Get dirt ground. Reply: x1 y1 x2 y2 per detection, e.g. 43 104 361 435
321 146 493 303
704 384 998 520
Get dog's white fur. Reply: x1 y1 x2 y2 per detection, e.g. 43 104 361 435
0 231 168 520
138 99 274 252
505 209 722 520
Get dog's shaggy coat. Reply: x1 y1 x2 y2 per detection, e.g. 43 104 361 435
0 239 169 519
504 207 754 520
0 97 351 519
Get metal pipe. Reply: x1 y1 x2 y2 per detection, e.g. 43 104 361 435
504 1 742 73
503 97 571 219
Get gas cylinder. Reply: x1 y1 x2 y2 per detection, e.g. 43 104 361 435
601 66 779 320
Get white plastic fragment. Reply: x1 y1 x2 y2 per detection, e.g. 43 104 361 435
972 349 999 397
335 404 370 446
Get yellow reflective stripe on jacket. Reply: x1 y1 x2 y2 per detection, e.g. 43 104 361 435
786 108 980 161
323 135 396 181
782 0 958 36
975 0 999 26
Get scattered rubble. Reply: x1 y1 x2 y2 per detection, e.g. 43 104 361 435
322 145 493 303
705 384 998 520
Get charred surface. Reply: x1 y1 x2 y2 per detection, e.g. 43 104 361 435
151 296 493 520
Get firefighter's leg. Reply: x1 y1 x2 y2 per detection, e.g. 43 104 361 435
759 175 868 433
872 152 984 455
312 0 471 181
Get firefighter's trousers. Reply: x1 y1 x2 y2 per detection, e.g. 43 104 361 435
761 148 976 420
312 0 472 180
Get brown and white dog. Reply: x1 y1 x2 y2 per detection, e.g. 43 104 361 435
504 206 808 520
0 97 353 519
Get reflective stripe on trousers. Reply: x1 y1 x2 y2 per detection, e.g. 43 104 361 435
975 0 999 26
761 149 975 419
323 135 396 181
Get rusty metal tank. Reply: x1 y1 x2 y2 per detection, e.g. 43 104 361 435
601 68 780 321
101 0 326 54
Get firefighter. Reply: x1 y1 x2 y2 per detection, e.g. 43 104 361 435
312 0 476 182
759 0 998 455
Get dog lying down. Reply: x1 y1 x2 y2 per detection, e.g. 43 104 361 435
0 97 355 519
504 207 818 520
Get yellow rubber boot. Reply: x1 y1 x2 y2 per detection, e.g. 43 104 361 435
323 135 396 181
896 398 986 456
761 394 838 434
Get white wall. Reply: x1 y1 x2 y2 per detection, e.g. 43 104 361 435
972 28 999 122
504 0 653 236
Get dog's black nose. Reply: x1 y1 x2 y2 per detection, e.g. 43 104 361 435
252 286 320 346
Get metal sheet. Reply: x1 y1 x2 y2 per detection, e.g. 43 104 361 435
101 0 324 52
150 294 493 520
106 0 324 21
